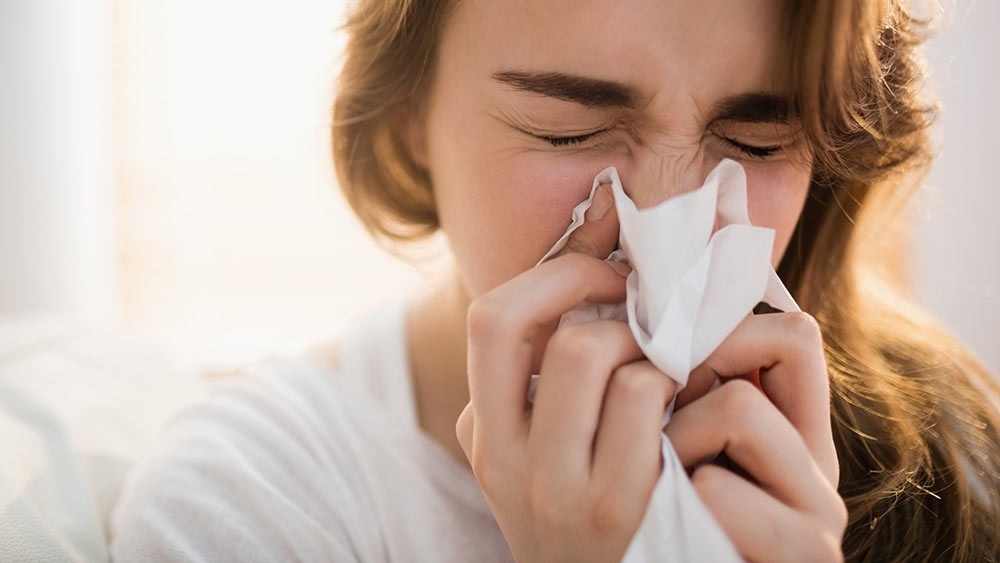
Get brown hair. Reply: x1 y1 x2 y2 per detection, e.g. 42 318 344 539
780 2 1000 560
332 1 1000 560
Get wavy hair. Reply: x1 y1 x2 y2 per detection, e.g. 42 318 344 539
332 1 1000 560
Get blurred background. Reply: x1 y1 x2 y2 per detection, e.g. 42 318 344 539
0 0 997 374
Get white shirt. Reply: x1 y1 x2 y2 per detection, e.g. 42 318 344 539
110 303 513 562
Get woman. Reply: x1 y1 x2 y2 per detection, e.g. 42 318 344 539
112 0 1000 561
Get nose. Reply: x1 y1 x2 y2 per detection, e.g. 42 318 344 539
620 147 720 209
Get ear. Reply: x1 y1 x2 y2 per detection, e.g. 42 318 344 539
393 104 429 169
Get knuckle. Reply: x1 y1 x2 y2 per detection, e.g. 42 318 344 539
556 251 611 279
564 231 601 257
716 378 765 422
545 325 604 371
454 408 473 449
826 453 842 488
552 249 591 268
467 294 517 342
526 476 569 524
782 311 824 351
789 516 845 563
588 493 632 538
690 465 728 508
608 364 662 404
830 493 849 534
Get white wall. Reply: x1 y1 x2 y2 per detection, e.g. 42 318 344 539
917 1 1000 374
0 0 116 324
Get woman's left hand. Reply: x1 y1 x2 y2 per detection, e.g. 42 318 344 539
664 311 847 562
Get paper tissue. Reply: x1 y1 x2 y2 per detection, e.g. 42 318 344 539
536 159 800 561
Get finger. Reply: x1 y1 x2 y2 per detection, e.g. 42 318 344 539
665 380 835 518
550 183 620 261
691 465 844 563
687 312 837 485
456 402 474 460
591 361 677 495
466 253 630 449
528 321 644 481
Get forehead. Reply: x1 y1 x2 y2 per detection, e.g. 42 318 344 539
443 0 788 101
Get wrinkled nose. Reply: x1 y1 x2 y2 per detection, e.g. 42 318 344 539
621 149 719 209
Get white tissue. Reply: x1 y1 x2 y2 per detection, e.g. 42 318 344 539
538 159 799 387
536 158 800 561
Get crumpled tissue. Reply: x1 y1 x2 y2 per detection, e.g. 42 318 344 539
535 158 800 561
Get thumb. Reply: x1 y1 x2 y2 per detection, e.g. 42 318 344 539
553 183 620 260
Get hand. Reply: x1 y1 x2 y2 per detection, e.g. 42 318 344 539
666 313 848 562
456 184 676 562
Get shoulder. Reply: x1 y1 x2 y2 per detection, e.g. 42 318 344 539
109 356 382 562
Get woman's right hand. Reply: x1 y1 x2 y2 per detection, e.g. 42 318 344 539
456 185 676 562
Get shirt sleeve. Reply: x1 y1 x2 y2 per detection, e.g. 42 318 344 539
109 372 383 563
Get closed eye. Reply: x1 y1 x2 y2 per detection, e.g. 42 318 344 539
538 130 782 157
722 137 781 159
537 131 602 147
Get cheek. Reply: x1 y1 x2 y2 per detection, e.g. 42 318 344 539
430 124 606 297
743 161 811 266
477 153 601 263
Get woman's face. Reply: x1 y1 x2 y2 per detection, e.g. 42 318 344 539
416 0 812 299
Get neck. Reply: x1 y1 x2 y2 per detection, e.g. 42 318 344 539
406 268 472 464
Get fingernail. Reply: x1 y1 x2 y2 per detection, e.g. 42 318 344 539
585 184 613 222
607 260 632 277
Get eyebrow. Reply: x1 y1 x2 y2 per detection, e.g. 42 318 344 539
493 70 793 124
492 70 641 109
710 93 793 123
